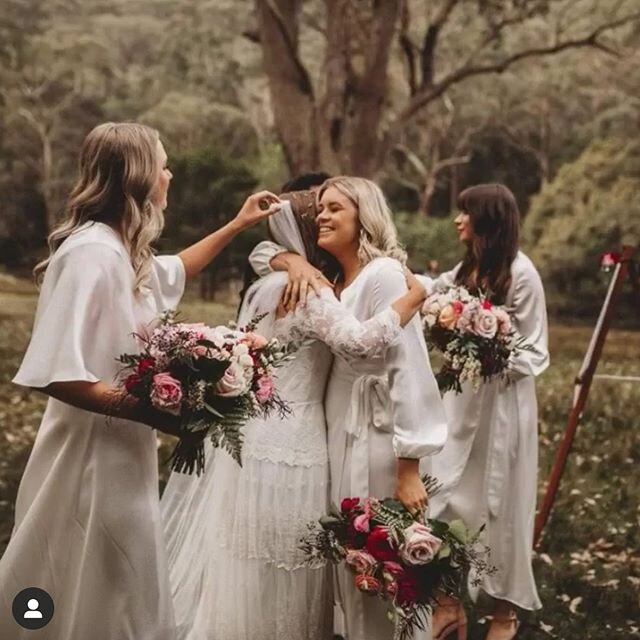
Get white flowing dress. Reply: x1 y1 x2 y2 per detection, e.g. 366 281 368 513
251 247 449 640
423 251 549 610
0 222 185 639
161 278 403 640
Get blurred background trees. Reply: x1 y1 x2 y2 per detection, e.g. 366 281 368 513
0 0 638 318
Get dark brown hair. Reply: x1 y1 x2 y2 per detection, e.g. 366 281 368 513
455 183 520 304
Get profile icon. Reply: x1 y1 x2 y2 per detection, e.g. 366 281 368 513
12 587 54 630
24 598 44 619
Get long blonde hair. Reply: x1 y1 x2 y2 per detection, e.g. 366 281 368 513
35 122 165 290
319 176 407 266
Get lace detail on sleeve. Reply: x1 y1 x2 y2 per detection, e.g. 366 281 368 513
276 288 401 360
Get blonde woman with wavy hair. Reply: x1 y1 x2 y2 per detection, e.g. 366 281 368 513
0 121 280 640
249 176 448 640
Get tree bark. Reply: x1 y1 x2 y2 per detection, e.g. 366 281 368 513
255 0 320 174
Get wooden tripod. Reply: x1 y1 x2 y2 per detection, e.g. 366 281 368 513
533 245 638 547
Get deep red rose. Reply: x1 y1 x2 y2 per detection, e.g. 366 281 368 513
481 299 493 310
124 373 140 392
341 497 360 514
396 572 419 604
365 526 396 562
137 357 156 375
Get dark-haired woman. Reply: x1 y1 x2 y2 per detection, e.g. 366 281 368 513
426 184 549 640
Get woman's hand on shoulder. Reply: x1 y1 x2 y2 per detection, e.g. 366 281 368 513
282 255 333 310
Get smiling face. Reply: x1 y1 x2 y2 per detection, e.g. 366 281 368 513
148 140 172 210
315 185 360 256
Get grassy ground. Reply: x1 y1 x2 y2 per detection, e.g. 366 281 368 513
0 275 638 639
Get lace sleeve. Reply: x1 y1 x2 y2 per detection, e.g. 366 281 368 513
277 288 401 359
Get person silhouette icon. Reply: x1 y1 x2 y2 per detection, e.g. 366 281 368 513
23 599 43 619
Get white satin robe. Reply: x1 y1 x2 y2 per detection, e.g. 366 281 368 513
0 222 185 640
251 246 448 640
421 251 549 611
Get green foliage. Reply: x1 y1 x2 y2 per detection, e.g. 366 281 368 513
394 213 461 274
160 146 261 282
524 138 640 317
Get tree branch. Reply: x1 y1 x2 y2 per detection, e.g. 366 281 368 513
401 11 640 122
399 0 418 95
420 0 460 88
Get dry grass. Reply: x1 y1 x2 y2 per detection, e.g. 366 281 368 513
0 277 638 639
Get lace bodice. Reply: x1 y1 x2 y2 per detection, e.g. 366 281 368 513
241 287 402 467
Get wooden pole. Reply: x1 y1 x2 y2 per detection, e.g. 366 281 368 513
533 245 636 547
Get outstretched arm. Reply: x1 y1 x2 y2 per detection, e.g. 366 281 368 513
179 191 281 279
282 273 426 359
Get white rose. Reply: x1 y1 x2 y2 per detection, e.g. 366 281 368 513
215 362 250 397
399 522 442 565
472 308 498 339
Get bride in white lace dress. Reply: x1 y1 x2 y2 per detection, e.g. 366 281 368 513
160 192 426 640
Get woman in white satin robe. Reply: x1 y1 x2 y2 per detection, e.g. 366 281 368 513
0 122 281 640
424 184 549 640
250 177 448 640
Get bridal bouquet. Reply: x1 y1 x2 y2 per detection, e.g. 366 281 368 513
117 311 292 475
300 477 492 640
422 286 529 394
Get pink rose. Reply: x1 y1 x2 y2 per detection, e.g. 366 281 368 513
150 372 183 415
255 375 274 404
399 522 442 565
382 560 404 576
472 308 498 339
242 331 268 350
353 513 370 533
492 308 512 336
192 343 211 358
215 362 250 397
345 549 378 574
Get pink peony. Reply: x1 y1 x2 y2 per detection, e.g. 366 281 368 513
399 522 442 566
345 549 377 574
215 362 250 397
255 375 274 404
150 372 183 415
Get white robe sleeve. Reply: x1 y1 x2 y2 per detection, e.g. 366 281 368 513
508 262 550 379
13 243 129 388
371 261 448 459
279 288 402 359
248 241 288 277
151 255 186 310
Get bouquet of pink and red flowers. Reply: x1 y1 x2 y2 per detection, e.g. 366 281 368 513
117 311 292 475
422 286 530 394
301 477 492 640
